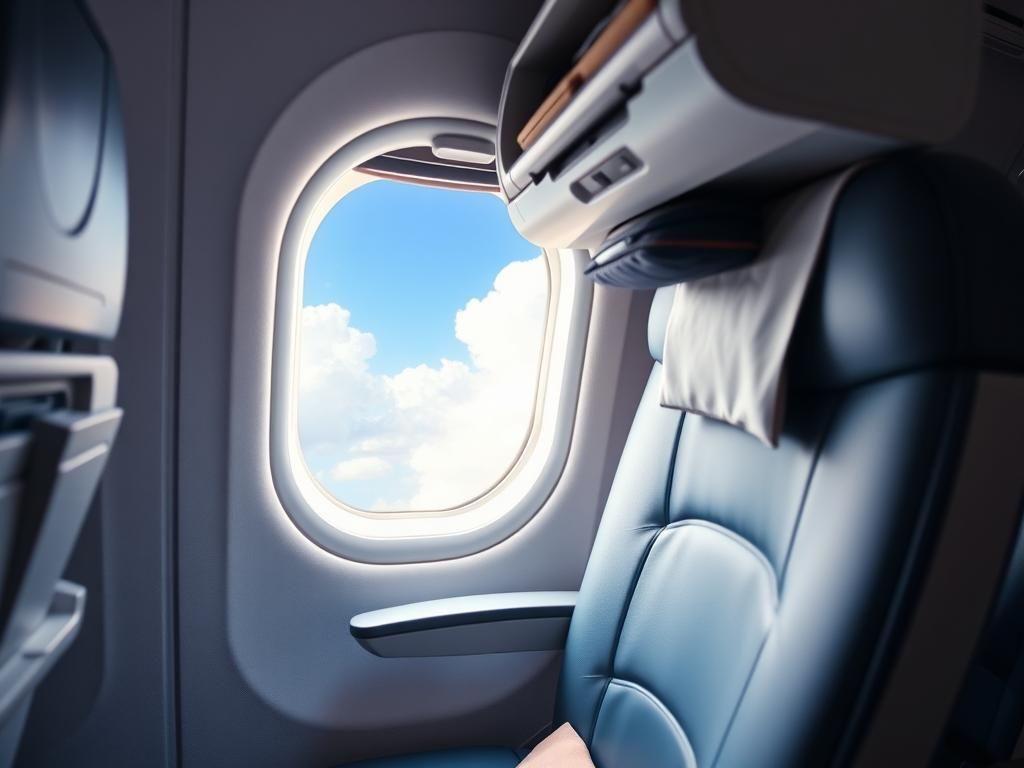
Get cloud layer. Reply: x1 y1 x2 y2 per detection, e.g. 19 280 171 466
297 256 548 511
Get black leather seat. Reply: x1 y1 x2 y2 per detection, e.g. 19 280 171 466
346 154 1024 766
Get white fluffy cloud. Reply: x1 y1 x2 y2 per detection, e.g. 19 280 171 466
328 456 392 482
296 256 548 511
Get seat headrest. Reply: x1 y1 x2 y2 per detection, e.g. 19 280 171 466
648 153 1024 390
648 284 676 361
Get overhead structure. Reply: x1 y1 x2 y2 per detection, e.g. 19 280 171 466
497 0 982 250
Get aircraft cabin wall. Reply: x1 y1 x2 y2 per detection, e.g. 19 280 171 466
10 1 1024 767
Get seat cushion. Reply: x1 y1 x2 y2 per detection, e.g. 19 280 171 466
342 747 520 768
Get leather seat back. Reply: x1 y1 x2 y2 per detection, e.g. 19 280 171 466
556 154 1024 767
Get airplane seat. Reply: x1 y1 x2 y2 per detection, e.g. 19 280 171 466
344 153 1024 767
0 0 126 764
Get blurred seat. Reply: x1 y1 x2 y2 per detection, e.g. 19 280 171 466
0 0 127 764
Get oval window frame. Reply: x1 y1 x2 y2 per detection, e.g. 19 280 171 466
270 118 592 563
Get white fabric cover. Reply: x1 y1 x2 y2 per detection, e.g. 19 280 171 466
659 167 859 446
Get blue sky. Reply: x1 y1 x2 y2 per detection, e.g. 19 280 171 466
298 178 550 510
304 179 540 374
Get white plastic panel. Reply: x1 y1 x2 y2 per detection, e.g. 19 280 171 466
507 42 826 250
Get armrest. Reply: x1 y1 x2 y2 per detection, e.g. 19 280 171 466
350 591 577 658
0 580 85 722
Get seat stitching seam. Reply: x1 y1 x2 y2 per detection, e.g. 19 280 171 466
707 625 774 768
605 677 697 766
586 528 664 749
710 399 841 767
778 396 843 589
585 411 685 748
665 414 683 527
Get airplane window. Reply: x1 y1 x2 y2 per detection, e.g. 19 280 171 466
297 179 550 512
